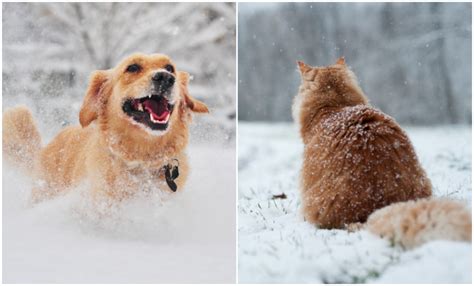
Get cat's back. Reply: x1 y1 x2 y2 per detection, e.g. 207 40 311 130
307 104 407 161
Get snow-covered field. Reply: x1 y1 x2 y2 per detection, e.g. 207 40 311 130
3 141 236 283
238 122 472 283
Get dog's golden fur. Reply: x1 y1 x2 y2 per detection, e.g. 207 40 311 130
294 58 432 229
3 53 208 203
2 106 41 173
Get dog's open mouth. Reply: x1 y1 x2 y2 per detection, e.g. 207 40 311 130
122 94 174 131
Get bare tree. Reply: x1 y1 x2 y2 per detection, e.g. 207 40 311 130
238 3 471 125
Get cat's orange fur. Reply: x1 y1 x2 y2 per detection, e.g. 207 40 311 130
294 58 432 229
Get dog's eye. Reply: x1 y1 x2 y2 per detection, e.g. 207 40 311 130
164 64 174 73
126 64 141 73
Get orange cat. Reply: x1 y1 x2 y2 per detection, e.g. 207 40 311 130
293 57 432 229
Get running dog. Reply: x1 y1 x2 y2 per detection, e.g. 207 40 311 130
3 53 209 203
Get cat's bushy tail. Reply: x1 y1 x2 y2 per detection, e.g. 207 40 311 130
365 198 471 249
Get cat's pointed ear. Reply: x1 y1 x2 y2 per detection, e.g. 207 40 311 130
297 61 311 74
297 61 312 74
336 56 346 65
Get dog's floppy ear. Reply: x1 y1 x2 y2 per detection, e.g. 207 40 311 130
178 71 209 113
79 70 110 127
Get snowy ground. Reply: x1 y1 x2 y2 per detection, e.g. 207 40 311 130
3 140 236 283
238 122 472 283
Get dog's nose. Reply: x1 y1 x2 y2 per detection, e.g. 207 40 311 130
152 72 175 88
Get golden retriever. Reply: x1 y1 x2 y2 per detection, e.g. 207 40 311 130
293 57 471 248
3 53 209 203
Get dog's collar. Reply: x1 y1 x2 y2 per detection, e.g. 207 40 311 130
107 145 180 192
162 159 180 192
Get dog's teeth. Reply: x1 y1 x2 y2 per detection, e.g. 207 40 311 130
149 113 169 124
150 113 161 123
138 103 143 111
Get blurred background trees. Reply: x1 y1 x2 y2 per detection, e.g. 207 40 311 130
239 3 471 125
3 2 236 142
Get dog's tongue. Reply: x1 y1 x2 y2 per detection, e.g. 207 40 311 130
143 98 169 121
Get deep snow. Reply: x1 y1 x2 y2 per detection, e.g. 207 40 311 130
238 122 471 283
3 142 236 283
